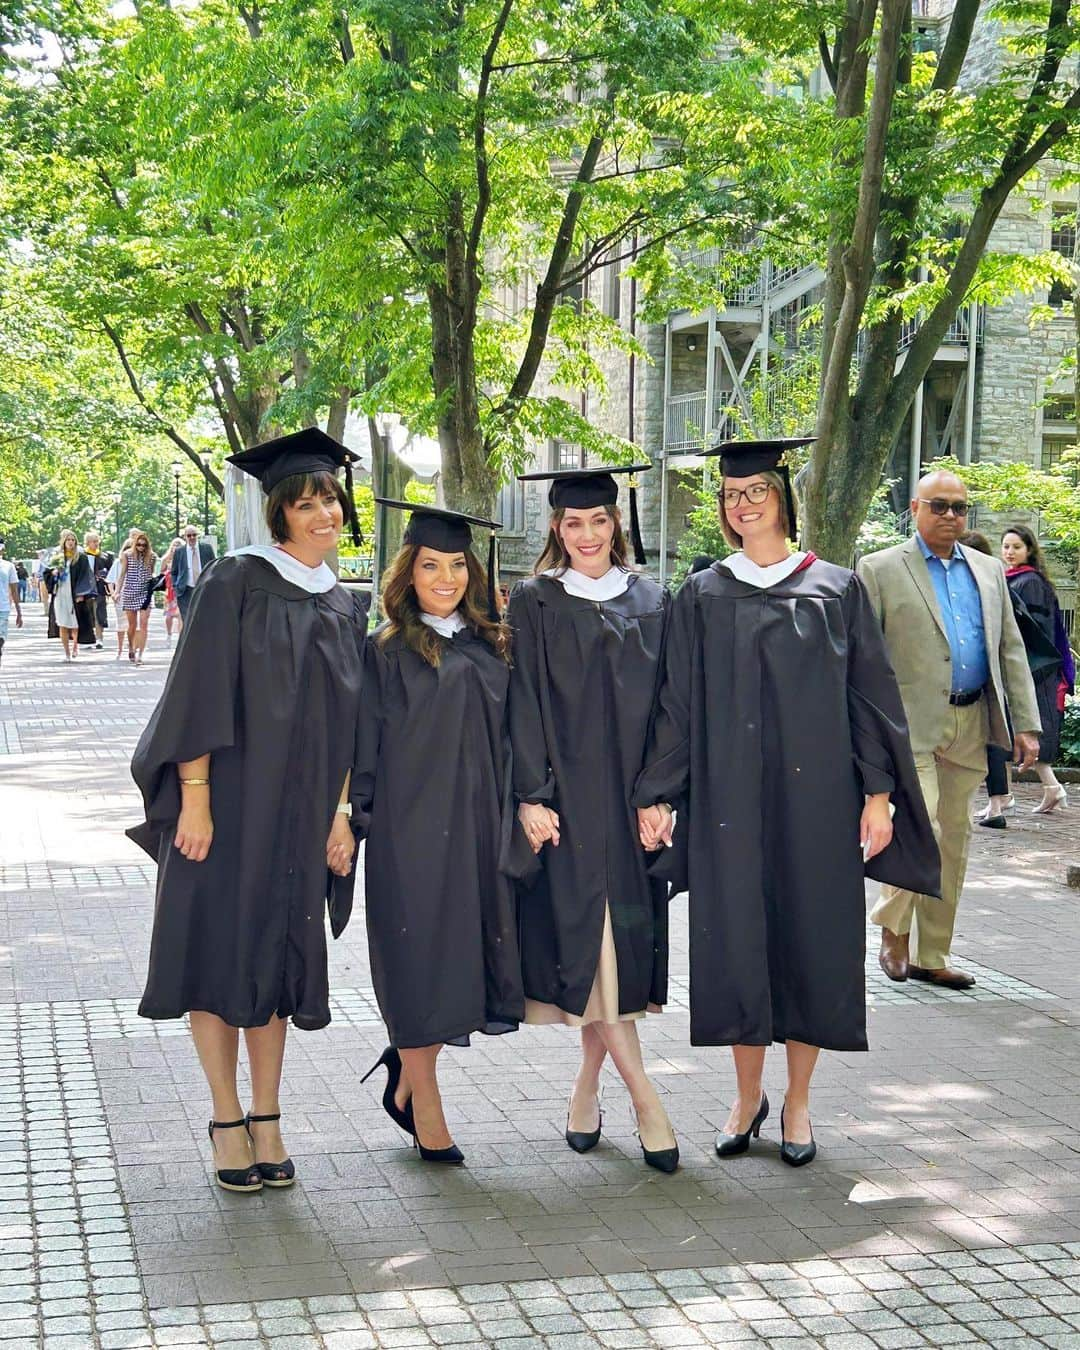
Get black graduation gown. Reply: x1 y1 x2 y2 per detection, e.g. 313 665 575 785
128 555 369 1030
46 552 96 645
506 573 671 1018
351 624 525 1049
633 558 940 1052
1009 570 1064 763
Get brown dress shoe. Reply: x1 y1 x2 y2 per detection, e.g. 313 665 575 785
908 965 976 990
878 929 909 982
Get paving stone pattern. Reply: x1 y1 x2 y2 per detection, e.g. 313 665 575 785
2 609 1080 1347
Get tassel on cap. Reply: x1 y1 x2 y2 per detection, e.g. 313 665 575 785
343 460 363 547
487 529 500 622
627 476 647 566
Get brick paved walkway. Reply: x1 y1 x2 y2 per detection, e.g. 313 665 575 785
2 606 1080 1349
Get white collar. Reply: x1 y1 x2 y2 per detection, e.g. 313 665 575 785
420 609 467 638
721 550 808 589
229 544 338 594
543 565 631 601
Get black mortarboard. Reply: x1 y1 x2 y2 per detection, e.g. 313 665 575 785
375 499 503 621
704 437 813 541
516 464 651 565
226 429 364 545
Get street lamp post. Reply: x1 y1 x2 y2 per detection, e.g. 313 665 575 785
200 453 211 537
111 492 122 553
171 461 183 537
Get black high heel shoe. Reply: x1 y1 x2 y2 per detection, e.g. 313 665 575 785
779 1104 816 1167
715 1092 769 1158
413 1137 465 1165
565 1094 602 1154
635 1111 679 1174
207 1119 262 1193
361 1046 416 1136
245 1112 296 1188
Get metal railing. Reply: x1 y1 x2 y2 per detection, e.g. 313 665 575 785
663 389 740 451
683 247 763 306
897 305 985 351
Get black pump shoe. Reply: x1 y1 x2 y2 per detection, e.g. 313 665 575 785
208 1118 262 1193
361 1046 416 1136
565 1096 602 1154
413 1137 465 1165
715 1092 769 1158
635 1112 679 1174
779 1104 817 1168
245 1112 296 1188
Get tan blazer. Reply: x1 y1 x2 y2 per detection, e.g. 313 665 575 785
857 536 1040 754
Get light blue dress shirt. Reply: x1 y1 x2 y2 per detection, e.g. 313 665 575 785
915 533 990 695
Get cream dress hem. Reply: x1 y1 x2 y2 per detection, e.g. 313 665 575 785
524 904 662 1027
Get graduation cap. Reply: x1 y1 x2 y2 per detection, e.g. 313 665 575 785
375 498 503 622
704 437 813 540
516 464 651 566
226 429 364 546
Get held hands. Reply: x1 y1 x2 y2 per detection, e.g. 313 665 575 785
1013 732 1039 772
859 793 893 863
174 801 213 862
518 802 560 854
637 803 673 851
326 813 356 877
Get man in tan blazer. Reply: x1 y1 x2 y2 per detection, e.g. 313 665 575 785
858 470 1040 989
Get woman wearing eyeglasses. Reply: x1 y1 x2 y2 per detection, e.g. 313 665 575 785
635 439 939 1168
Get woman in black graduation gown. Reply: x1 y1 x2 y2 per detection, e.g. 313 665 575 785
129 429 369 1194
507 466 679 1174
353 502 524 1165
635 439 939 1167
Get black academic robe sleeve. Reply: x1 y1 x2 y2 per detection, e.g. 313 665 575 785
127 558 244 856
506 583 557 806
632 576 694 810
842 574 942 898
349 636 386 839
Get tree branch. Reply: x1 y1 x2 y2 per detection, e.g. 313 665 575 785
932 0 980 91
99 317 224 492
338 10 355 64
818 32 837 93
466 0 516 276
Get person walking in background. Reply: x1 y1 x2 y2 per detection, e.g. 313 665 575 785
160 538 183 643
45 529 96 661
981 525 1074 821
859 470 1040 990
117 531 156 665
508 465 679 1175
635 439 938 1169
83 531 114 651
0 538 22 667
105 551 127 661
15 559 27 604
171 524 215 621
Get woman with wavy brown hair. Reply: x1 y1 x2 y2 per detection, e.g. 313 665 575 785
353 501 525 1165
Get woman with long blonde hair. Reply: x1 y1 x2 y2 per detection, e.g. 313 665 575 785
507 465 679 1174
45 529 96 660
353 500 524 1165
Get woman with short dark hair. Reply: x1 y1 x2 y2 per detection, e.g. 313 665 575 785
353 502 524 1165
129 429 369 1194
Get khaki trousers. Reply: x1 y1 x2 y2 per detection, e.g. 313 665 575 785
870 700 989 970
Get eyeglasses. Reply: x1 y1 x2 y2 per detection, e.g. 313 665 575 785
722 482 773 508
184 533 198 539
918 498 968 517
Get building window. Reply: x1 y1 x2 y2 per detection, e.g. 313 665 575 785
551 439 585 470
495 478 526 535
1049 205 1076 308
1042 438 1070 473
602 255 622 322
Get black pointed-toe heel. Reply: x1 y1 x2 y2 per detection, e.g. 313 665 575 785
565 1097 603 1154
208 1119 262 1193
779 1104 817 1167
715 1092 769 1158
640 1135 679 1174
245 1112 296 1188
360 1046 416 1136
413 1137 465 1165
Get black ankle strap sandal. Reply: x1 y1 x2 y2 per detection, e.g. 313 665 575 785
208 1118 262 1193
245 1113 296 1187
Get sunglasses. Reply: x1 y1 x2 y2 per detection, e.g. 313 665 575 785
918 498 968 518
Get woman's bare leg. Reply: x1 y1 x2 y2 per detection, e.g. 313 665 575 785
567 1023 607 1133
721 1044 768 1135
244 1016 289 1164
125 610 137 654
399 1045 453 1149
60 628 71 659
593 1021 674 1152
783 1040 820 1145
189 1011 251 1171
